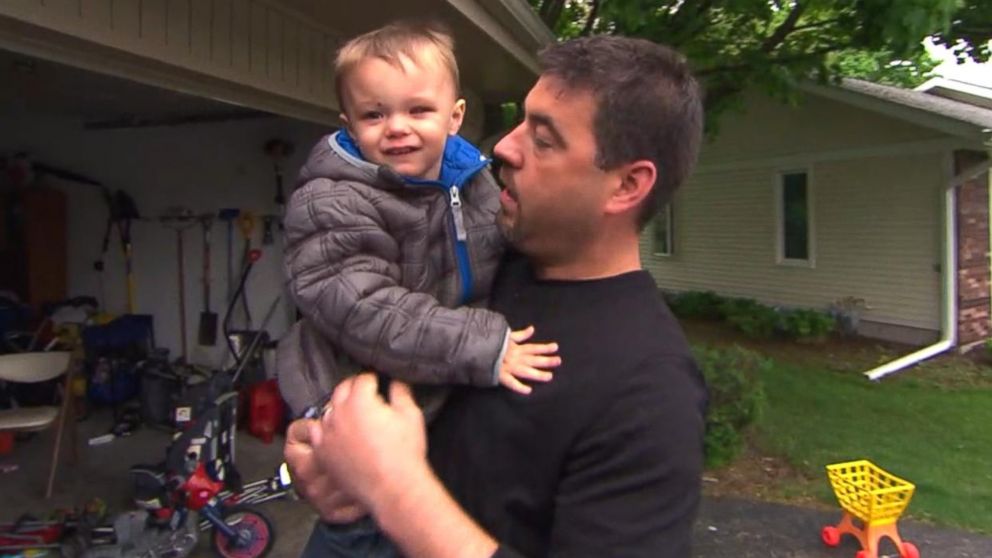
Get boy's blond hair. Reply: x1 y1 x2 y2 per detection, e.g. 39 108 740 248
334 21 460 109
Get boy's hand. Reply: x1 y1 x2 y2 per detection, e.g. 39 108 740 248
499 326 561 395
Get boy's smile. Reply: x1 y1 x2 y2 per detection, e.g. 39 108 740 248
340 56 466 181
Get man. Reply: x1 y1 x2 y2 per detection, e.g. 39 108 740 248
286 35 708 557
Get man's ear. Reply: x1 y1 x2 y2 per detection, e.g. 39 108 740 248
449 98 467 135
604 160 657 216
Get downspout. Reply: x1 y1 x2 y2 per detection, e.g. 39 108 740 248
864 149 992 381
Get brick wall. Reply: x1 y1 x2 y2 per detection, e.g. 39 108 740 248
956 150 992 347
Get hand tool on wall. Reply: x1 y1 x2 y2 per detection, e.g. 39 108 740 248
237 211 256 329
231 295 281 384
197 215 218 346
217 208 240 306
10 158 140 313
162 208 197 363
93 189 139 313
264 139 294 209
223 247 263 367
262 215 275 246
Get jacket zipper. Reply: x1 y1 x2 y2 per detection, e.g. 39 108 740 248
407 159 487 305
447 184 473 304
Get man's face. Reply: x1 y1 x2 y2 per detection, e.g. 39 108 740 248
493 76 611 263
341 56 465 180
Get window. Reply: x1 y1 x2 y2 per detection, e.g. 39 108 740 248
652 203 673 256
777 171 812 264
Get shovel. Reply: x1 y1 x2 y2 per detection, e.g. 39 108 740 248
198 215 218 346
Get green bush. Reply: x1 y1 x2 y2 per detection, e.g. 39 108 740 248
666 290 837 341
779 308 836 340
693 345 768 468
720 298 780 339
667 290 725 319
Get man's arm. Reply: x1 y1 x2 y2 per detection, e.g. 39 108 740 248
292 373 499 558
288 355 705 558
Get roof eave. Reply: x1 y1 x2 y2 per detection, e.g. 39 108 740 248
799 81 992 145
444 0 554 76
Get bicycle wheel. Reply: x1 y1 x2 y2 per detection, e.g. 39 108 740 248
211 505 275 558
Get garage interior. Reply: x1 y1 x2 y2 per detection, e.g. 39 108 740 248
1 47 324 556
0 0 552 555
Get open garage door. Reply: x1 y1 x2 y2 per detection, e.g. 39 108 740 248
0 0 550 125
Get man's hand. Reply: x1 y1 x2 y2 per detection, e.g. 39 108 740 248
293 374 500 558
284 417 368 523
308 374 430 513
500 325 561 394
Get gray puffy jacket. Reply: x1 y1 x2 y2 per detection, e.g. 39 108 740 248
274 131 508 416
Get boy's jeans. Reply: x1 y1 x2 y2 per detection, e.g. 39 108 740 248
301 517 402 558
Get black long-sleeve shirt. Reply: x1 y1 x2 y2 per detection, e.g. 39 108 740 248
428 256 708 557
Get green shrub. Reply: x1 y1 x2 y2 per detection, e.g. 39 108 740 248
666 290 836 341
693 345 769 468
667 290 725 319
779 308 836 340
720 298 780 339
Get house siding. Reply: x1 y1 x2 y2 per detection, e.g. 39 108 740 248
700 91 947 166
642 152 944 333
0 0 338 112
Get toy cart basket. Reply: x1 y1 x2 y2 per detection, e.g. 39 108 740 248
821 460 920 558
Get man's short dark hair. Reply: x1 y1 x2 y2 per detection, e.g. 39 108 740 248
538 36 703 229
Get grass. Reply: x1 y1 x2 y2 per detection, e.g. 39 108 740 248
755 359 992 533
683 318 992 534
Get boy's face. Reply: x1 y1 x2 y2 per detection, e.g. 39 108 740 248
340 55 465 181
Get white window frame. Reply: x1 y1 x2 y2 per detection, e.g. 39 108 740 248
775 168 815 267
652 203 674 257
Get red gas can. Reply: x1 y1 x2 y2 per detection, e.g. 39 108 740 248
247 379 285 444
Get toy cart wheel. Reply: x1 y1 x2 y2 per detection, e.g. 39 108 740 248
211 505 275 558
820 526 841 547
901 542 920 558
855 551 869 558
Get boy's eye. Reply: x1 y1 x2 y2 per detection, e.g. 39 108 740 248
361 111 383 121
410 106 434 115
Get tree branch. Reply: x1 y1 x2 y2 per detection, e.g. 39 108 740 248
580 0 601 36
702 83 743 114
538 0 565 28
696 44 851 77
667 0 716 46
791 17 844 33
761 2 807 53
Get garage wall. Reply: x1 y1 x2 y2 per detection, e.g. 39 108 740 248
3 108 327 367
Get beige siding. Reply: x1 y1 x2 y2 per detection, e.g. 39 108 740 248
0 0 338 113
701 91 947 167
643 152 944 331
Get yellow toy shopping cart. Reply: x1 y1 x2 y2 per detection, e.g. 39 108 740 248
821 460 920 558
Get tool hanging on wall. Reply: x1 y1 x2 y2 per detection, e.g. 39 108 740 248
218 208 240 307
96 190 140 313
161 208 197 364
231 295 282 384
264 139 294 209
262 215 275 246
237 211 256 329
197 214 218 346
224 247 263 367
20 160 138 313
